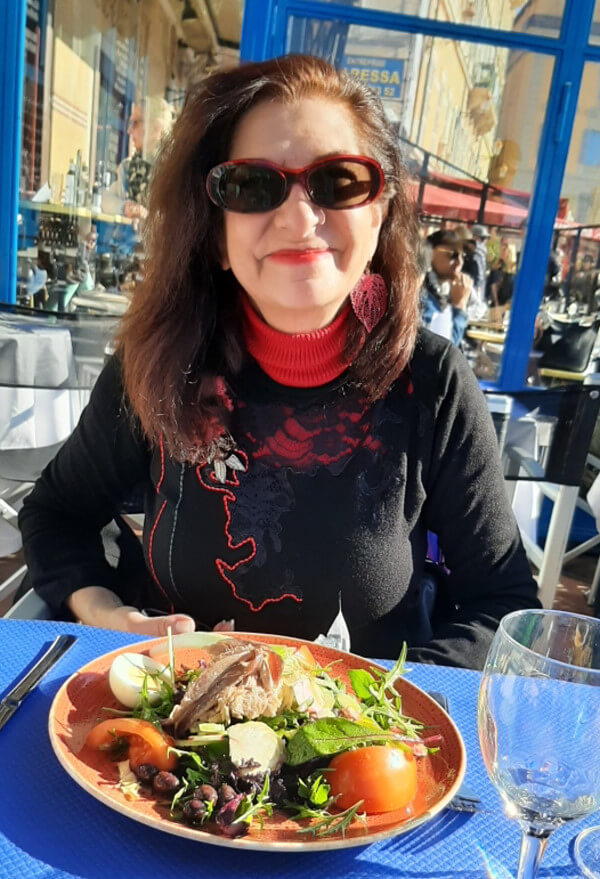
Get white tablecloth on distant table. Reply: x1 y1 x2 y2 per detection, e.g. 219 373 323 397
0 321 86 450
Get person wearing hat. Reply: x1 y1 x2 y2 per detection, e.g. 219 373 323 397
465 223 489 318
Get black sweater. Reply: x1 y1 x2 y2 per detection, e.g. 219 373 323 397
19 329 539 668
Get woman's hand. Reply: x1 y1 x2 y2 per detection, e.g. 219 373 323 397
105 606 196 636
66 586 195 635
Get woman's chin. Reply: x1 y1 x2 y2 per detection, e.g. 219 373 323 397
262 298 347 333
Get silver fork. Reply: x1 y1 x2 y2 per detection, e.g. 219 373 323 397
427 690 482 814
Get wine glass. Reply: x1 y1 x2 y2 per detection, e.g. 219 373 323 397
574 825 600 878
478 608 600 879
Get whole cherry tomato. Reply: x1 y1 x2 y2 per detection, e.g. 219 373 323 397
328 745 417 813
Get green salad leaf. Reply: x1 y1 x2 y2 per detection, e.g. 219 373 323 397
286 718 394 766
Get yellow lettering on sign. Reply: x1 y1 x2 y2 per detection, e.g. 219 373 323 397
389 71 400 85
360 70 370 81
380 70 389 84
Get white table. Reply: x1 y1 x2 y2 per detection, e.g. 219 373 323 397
0 318 85 450
0 317 88 555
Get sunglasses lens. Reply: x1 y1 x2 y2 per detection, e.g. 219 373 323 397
210 164 286 212
307 159 381 209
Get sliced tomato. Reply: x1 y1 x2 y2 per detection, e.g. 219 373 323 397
327 745 417 814
267 649 284 683
293 645 317 669
85 718 176 771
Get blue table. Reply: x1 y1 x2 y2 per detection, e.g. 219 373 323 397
0 619 591 878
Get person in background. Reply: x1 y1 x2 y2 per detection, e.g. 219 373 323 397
572 253 600 313
485 226 500 269
101 97 174 221
19 55 538 670
485 257 513 316
465 223 489 317
499 236 517 275
421 229 472 345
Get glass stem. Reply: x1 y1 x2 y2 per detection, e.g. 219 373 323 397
516 828 551 879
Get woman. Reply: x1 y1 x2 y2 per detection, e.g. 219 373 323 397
19 55 538 668
420 230 471 345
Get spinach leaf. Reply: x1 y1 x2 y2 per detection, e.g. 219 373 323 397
286 718 392 766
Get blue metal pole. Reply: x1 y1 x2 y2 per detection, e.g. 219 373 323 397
498 0 595 388
0 0 26 304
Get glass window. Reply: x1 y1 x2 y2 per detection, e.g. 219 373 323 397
590 0 600 45
312 0 565 39
16 0 242 316
542 62 600 328
287 14 554 381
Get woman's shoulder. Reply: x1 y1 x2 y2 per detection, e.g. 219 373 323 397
403 328 481 409
92 353 126 401
411 326 455 378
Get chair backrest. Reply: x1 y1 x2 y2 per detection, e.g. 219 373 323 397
537 318 600 374
484 381 600 487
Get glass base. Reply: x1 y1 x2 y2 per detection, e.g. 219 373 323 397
574 827 600 879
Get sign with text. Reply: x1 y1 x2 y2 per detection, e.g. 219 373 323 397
340 55 404 100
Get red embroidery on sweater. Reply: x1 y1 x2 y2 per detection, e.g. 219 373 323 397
250 404 380 469
147 436 174 612
196 453 302 612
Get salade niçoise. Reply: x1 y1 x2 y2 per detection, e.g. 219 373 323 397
85 634 442 839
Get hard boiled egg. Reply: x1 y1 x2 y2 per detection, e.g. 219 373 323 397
109 652 173 709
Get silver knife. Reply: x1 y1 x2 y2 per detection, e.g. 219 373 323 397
0 634 76 731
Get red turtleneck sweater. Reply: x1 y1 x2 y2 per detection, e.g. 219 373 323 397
20 310 537 668
241 294 352 387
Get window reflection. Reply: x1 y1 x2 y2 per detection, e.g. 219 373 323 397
16 0 240 316
288 15 553 380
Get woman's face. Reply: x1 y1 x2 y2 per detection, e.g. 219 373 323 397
220 96 387 333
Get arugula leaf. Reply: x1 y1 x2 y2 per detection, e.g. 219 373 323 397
297 772 332 808
286 718 394 766
293 800 367 838
132 672 174 727
348 668 375 701
233 774 274 830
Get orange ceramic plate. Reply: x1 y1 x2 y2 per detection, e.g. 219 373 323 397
48 632 466 852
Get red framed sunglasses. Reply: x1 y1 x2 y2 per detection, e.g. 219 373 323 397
206 154 385 214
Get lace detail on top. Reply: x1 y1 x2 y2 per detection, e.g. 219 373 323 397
237 392 384 475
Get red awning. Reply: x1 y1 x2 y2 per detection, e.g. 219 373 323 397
410 181 528 226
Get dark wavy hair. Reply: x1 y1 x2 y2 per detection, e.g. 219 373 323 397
117 54 420 462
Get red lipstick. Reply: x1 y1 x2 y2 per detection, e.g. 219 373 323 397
268 249 329 264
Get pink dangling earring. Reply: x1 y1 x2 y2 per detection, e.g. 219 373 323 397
349 269 387 333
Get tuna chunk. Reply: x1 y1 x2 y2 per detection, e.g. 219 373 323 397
168 640 283 735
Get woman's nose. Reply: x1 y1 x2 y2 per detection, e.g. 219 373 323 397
272 182 324 233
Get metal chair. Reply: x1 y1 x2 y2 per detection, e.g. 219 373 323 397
485 378 600 608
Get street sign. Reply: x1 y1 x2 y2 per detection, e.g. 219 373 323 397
340 54 404 100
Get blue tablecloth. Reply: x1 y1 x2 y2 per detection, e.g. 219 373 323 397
0 619 592 878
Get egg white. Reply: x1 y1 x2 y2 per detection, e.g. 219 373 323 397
108 652 173 709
